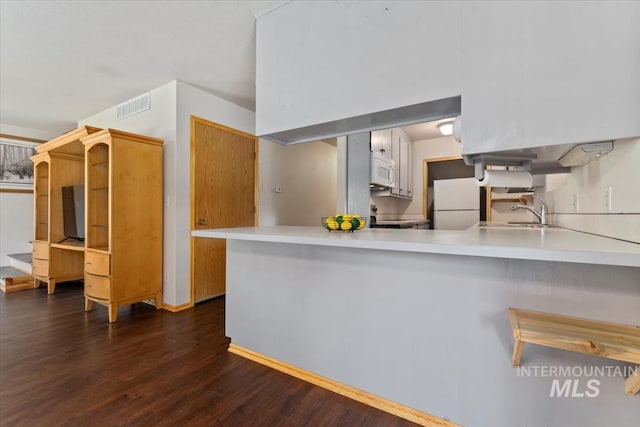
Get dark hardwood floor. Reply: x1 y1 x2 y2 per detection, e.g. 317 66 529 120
0 282 417 426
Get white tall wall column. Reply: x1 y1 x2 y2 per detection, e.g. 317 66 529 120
256 1 462 136
345 133 371 217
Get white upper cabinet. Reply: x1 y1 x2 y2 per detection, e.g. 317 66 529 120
399 131 410 197
389 128 413 199
391 130 401 196
371 129 392 161
460 1 640 154
406 137 414 199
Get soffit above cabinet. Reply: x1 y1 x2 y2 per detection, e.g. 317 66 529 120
261 96 461 145
255 1 462 137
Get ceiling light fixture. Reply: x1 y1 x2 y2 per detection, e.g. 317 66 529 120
437 121 454 136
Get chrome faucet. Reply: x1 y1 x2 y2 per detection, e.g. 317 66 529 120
510 196 548 225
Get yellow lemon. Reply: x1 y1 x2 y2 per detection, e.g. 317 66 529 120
340 221 352 231
343 214 353 221
357 219 366 230
325 218 338 230
352 214 360 219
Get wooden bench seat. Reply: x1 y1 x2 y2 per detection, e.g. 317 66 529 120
508 308 640 395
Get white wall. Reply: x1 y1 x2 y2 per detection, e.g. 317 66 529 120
0 124 58 267
257 139 285 226
79 82 179 303
372 136 461 220
256 1 462 136
80 80 257 306
259 139 337 226
0 124 58 141
546 138 640 243
0 193 33 266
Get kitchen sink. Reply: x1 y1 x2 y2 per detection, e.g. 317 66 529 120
478 222 557 229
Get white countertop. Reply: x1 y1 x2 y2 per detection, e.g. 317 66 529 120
192 225 640 267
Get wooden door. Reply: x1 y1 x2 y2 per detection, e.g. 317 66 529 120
190 116 257 303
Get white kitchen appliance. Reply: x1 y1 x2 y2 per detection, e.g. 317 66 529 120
370 151 394 188
434 177 480 230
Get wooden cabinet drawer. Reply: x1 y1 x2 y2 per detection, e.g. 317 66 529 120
85 274 110 300
33 241 49 260
85 251 110 276
32 258 49 277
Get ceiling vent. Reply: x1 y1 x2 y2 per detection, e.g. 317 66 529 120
116 93 150 120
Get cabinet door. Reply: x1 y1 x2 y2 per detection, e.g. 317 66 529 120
390 129 401 196
399 135 409 197
406 137 414 199
371 129 392 160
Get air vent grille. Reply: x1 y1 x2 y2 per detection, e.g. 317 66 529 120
116 93 150 120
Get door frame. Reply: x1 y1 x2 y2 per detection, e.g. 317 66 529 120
423 156 490 226
189 115 259 306
422 156 463 220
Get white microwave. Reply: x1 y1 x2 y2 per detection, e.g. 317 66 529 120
370 152 394 188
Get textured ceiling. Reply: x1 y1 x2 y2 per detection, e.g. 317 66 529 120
0 0 283 134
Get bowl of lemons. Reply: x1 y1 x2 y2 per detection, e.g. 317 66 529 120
322 214 367 232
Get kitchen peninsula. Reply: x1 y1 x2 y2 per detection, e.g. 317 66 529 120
192 226 640 426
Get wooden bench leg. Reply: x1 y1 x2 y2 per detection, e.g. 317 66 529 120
512 339 524 367
85 297 93 312
625 366 640 396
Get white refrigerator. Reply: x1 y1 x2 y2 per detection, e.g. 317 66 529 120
434 177 480 230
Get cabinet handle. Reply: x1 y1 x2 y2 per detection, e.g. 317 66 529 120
380 148 385 153
198 219 207 226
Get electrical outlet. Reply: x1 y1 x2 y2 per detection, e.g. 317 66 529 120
275 185 282 193
604 186 612 212
572 194 579 213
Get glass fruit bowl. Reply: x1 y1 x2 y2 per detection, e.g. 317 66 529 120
322 215 367 232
